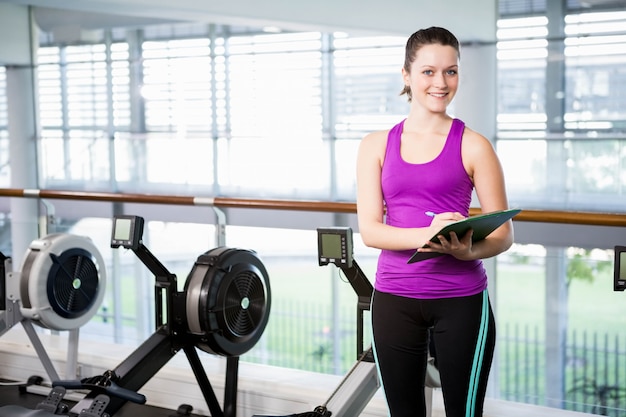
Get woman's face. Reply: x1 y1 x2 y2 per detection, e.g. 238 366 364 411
402 43 459 113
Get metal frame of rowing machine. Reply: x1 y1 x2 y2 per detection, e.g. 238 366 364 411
320 259 378 417
318 253 434 417
65 239 239 417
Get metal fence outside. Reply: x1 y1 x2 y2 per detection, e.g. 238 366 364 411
499 324 626 417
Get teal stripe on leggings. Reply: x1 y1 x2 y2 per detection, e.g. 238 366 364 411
465 290 489 417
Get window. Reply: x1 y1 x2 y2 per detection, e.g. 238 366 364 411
564 11 626 131
222 32 326 197
37 43 130 186
332 34 407 198
496 9 626 210
0 66 8 187
496 16 548 133
142 38 212 132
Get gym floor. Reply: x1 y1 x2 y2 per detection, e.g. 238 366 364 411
0 379 201 417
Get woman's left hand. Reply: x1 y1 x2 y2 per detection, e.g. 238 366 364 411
432 229 474 260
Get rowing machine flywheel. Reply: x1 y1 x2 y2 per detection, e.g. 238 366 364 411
19 233 107 330
184 247 271 357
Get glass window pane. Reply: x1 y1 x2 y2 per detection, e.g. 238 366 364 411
0 67 7 187
223 33 326 197
142 38 212 132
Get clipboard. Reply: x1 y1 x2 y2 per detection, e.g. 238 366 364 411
407 208 522 264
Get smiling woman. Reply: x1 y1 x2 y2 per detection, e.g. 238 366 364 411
356 26 514 417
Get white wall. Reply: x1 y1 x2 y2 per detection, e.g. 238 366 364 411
0 3 33 65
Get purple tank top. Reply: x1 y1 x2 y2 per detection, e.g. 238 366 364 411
375 118 487 299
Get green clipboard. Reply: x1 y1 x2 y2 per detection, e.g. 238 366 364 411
407 208 522 264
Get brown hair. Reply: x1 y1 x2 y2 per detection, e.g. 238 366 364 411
400 26 460 101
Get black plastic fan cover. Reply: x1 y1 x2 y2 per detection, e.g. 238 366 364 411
46 248 100 319
185 247 271 357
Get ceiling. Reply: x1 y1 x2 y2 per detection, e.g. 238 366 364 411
0 0 498 41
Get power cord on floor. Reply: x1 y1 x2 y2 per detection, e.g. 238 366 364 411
18 375 44 393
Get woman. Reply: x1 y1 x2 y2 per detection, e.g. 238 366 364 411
356 26 514 417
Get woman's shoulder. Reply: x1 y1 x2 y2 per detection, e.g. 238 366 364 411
360 119 406 156
460 124 493 148
358 129 391 162
362 129 393 152
460 124 498 163
362 129 390 142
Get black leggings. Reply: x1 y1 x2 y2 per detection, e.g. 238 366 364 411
371 289 495 417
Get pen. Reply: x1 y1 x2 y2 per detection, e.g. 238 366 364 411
425 211 436 217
